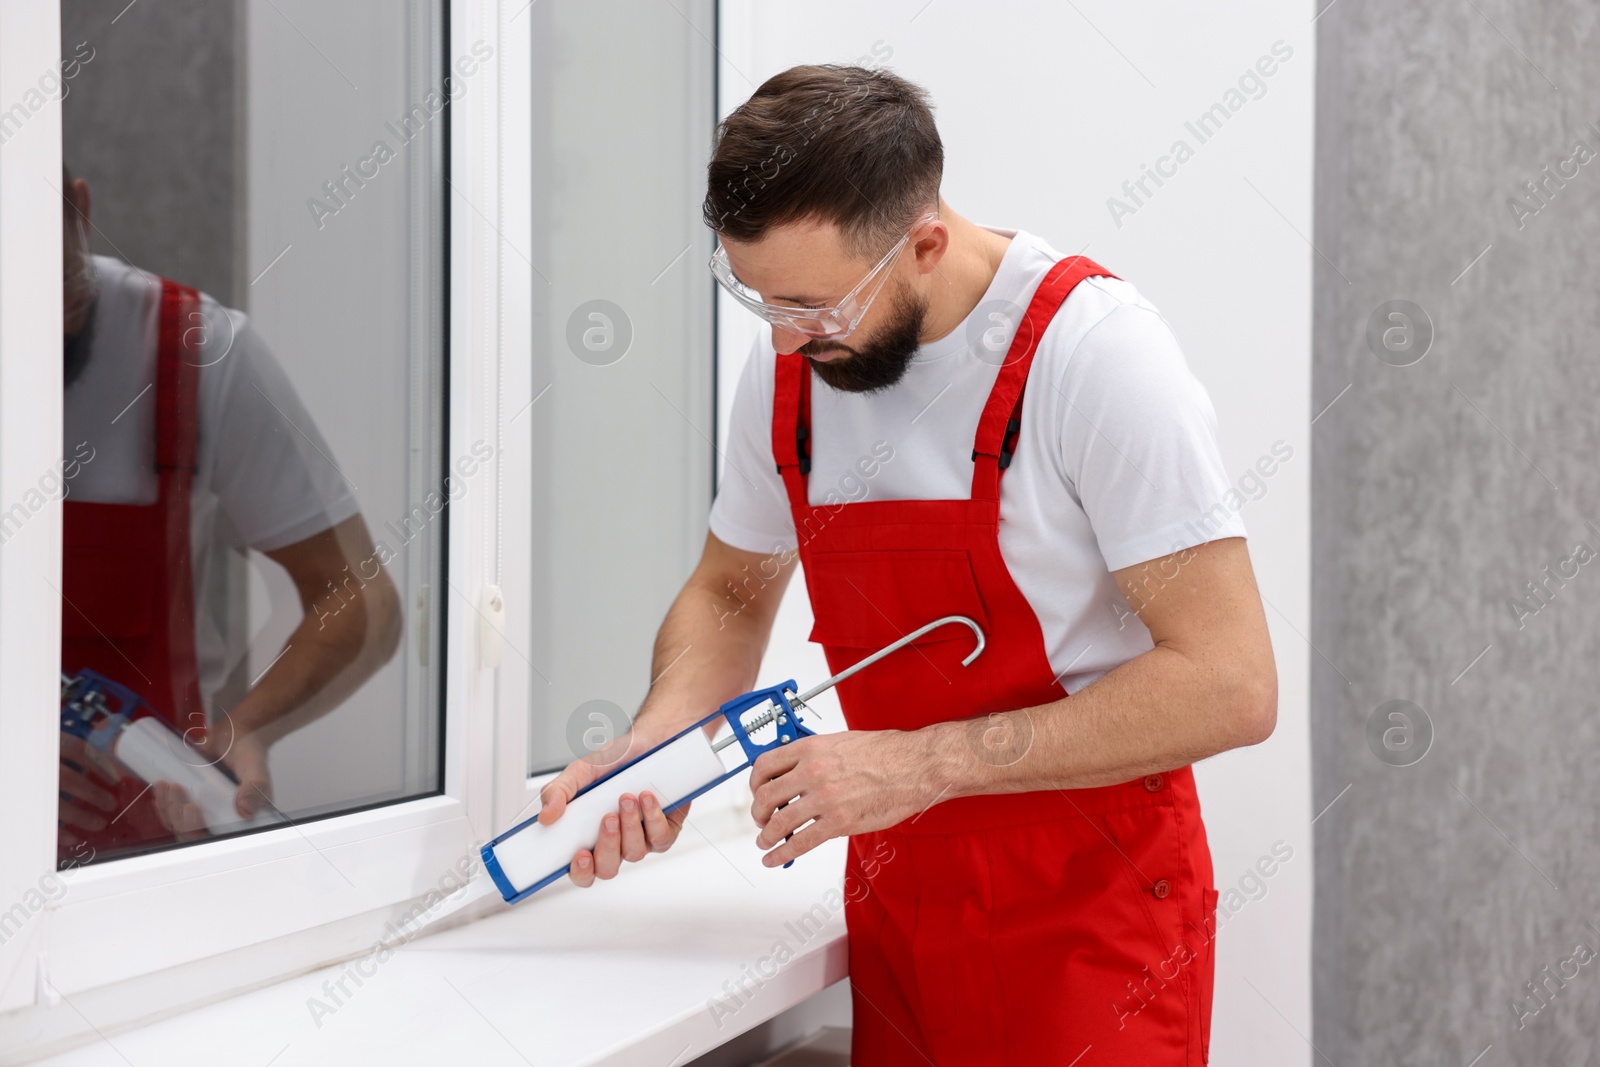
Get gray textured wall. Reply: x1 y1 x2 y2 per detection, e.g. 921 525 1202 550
60 0 240 305
1313 2 1600 1063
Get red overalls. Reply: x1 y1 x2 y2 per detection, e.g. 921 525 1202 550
773 258 1219 1065
61 278 205 857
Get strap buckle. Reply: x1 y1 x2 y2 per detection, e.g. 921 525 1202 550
779 424 811 476
971 417 1022 470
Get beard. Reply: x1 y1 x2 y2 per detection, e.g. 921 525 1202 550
803 282 928 394
63 298 98 389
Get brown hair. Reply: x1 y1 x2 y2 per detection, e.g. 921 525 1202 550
703 64 943 258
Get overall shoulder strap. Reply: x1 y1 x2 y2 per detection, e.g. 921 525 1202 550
155 278 201 473
771 352 812 512
970 256 1118 501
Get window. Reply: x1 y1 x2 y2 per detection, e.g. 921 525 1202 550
519 0 716 785
0 0 520 1014
54 0 447 869
0 0 715 1035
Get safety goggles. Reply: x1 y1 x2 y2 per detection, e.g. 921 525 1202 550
709 212 939 340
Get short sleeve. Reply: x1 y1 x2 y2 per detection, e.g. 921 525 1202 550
204 312 360 552
708 340 799 554
1055 304 1247 572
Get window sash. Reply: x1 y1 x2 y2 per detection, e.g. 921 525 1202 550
0 0 69 1019
0 0 531 1014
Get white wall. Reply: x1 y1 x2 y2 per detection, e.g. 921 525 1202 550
716 3 1314 1063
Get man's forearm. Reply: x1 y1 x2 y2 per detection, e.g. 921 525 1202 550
632 573 783 740
228 574 402 745
914 643 1275 801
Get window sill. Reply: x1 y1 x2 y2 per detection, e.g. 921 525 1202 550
20 789 850 1066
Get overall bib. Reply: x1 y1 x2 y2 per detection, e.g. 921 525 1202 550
62 278 204 857
772 257 1218 1065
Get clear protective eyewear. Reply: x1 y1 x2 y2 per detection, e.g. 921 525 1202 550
709 212 939 340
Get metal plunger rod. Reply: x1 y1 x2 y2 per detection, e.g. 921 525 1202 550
712 703 781 752
710 616 986 753
711 694 819 753
797 614 986 702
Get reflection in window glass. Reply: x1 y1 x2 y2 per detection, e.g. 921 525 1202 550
56 0 448 867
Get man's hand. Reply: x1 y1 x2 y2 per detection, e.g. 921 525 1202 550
750 729 943 867
532 531 796 887
151 724 273 840
538 726 692 886
58 732 122 863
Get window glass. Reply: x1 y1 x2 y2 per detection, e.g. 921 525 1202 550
522 1 716 776
56 0 447 867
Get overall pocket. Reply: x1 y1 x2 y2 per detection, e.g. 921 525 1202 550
804 548 991 651
1102 803 1190 958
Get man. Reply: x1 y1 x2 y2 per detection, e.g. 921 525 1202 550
56 168 402 865
540 66 1276 1064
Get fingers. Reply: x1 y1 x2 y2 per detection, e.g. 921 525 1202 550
617 795 649 862
761 819 832 868
235 776 272 819
565 791 690 888
542 729 663 828
59 735 126 841
152 782 207 839
756 796 819 850
590 811 623 879
568 849 597 887
62 735 122 787
539 758 600 825
639 791 688 851
175 804 206 841
58 764 117 815
537 772 578 825
237 786 263 819
225 739 272 819
58 794 107 834
151 781 181 826
748 745 803 794
598 794 650 870
750 765 807 830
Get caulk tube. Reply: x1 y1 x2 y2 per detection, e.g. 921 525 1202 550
113 718 281 833
482 717 733 903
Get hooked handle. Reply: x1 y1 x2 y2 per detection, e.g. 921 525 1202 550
794 614 986 703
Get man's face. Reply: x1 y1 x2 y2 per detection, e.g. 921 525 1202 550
797 280 927 394
720 218 928 394
63 178 97 336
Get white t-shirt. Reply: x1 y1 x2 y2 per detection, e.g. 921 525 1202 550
65 255 359 708
709 229 1247 694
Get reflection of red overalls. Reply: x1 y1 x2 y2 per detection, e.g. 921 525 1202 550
774 258 1219 1064
61 278 204 856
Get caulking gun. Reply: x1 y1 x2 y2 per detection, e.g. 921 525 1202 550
480 614 985 904
60 669 284 835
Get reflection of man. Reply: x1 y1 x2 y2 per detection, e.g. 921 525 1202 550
57 168 402 865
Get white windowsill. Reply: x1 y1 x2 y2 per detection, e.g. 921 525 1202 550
23 790 850 1066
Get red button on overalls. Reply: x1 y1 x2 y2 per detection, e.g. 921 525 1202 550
773 256 1218 1065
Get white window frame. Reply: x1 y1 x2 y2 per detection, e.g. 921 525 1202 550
0 0 533 1022
494 0 716 826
